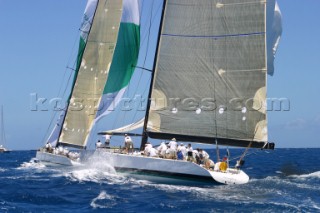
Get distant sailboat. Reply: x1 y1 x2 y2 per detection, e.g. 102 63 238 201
0 106 9 153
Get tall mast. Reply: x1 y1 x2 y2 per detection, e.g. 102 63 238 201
140 0 167 150
1 105 5 145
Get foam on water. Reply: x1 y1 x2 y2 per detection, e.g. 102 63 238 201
63 152 126 184
252 175 318 191
90 191 117 209
290 171 320 179
17 158 46 170
137 181 252 203
0 149 319 212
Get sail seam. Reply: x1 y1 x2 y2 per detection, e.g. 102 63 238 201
161 32 265 39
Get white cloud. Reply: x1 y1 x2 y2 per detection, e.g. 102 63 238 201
285 118 307 130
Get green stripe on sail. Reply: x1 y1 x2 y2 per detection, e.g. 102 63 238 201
76 37 86 71
70 37 86 90
67 37 86 102
103 22 140 94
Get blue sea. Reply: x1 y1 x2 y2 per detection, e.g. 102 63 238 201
0 149 319 212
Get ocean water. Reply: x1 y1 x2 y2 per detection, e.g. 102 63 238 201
0 149 319 212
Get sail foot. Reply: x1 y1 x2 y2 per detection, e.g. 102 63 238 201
147 132 275 150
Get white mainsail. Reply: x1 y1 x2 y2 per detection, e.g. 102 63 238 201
144 0 281 149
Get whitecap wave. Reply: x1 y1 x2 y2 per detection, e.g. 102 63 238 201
138 182 252 202
290 171 320 179
0 168 6 172
251 175 317 190
90 191 117 209
17 158 46 170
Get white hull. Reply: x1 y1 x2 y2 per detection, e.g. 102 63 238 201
36 150 78 166
0 147 9 153
96 150 249 185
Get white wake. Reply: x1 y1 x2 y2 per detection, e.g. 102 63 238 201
63 152 126 184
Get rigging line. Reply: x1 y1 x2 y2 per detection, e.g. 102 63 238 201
239 112 264 161
143 0 155 67
141 0 167 149
41 111 58 145
208 2 220 162
129 0 156 92
129 0 156 113
228 150 258 162
222 7 228 140
116 62 137 128
42 27 80 143
57 28 81 99
127 0 155 125
133 66 152 72
61 68 75 101
139 0 144 22
225 14 229 165
130 76 152 125
136 0 163 57
66 66 76 71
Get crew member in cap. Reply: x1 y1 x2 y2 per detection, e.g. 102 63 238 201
168 138 177 150
96 140 102 149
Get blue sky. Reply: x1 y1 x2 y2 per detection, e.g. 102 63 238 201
0 0 319 150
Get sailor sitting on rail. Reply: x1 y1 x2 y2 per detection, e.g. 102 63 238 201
144 142 158 157
67 151 80 161
53 148 59 155
165 138 177 159
193 148 201 164
157 142 167 158
199 149 209 162
149 147 158 157
199 149 211 168
144 142 150 154
45 142 53 153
